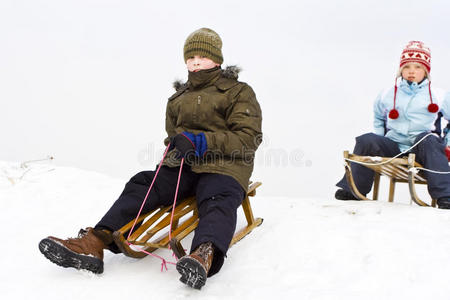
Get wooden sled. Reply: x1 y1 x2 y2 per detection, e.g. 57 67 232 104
112 181 263 259
343 151 436 207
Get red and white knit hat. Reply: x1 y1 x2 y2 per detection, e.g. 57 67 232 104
399 40 431 73
389 41 437 119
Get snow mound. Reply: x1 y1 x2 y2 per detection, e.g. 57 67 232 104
1 162 450 299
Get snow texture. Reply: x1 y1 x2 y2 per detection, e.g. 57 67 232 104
2 160 450 299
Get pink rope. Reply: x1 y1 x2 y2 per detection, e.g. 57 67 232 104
126 242 176 271
126 146 186 271
168 158 184 242
127 144 171 240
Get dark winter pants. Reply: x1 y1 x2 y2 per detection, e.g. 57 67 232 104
336 132 450 199
95 165 245 276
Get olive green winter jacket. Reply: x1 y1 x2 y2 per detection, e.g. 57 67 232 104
162 66 263 190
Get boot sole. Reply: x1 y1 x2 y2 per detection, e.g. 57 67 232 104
176 256 207 289
39 238 103 274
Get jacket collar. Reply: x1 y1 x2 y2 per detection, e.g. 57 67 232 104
398 78 429 94
173 65 241 92
187 66 222 89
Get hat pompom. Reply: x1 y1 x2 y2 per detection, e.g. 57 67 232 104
428 103 439 113
389 109 399 119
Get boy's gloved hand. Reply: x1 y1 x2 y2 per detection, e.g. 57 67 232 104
445 146 450 162
169 132 207 159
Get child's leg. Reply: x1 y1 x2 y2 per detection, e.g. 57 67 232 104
95 166 198 232
411 133 450 199
191 173 245 277
336 133 401 195
38 166 199 272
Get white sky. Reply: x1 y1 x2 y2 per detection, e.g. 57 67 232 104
1 0 450 197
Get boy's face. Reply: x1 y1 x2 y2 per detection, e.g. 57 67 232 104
186 56 220 72
401 62 427 83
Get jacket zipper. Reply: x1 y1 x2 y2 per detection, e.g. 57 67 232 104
193 95 201 122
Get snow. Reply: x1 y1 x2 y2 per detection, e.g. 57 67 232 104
2 160 450 299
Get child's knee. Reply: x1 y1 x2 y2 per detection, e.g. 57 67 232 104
355 133 380 146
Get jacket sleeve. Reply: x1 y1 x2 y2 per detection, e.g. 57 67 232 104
441 92 450 146
373 91 386 136
164 101 177 146
203 84 263 158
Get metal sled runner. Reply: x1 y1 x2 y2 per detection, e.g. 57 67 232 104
112 181 263 258
343 151 436 207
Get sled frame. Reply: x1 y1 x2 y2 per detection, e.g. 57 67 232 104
343 151 436 207
112 181 263 258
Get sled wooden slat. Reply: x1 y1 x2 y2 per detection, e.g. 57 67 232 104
128 206 172 242
137 198 196 243
343 151 436 207
112 181 263 258
131 214 199 248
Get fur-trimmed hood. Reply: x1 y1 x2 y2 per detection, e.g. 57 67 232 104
173 65 241 91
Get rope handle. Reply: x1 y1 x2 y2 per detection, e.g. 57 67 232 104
126 144 186 271
344 132 450 174
127 144 172 240
169 159 184 242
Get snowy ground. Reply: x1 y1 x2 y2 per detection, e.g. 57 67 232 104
2 160 450 300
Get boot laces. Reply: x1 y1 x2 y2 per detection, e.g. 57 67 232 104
195 242 214 262
63 228 89 244
77 228 88 238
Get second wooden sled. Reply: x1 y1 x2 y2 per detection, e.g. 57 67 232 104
112 181 263 258
343 151 436 207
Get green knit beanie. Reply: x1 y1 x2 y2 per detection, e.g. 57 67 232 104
183 28 223 64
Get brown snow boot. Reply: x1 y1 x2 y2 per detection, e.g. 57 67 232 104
38 227 112 274
176 242 214 289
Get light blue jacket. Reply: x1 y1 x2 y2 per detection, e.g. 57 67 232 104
373 78 450 152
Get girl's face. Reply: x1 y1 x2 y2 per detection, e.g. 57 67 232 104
186 56 220 72
401 62 427 83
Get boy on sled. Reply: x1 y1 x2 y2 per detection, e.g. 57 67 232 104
39 28 263 289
